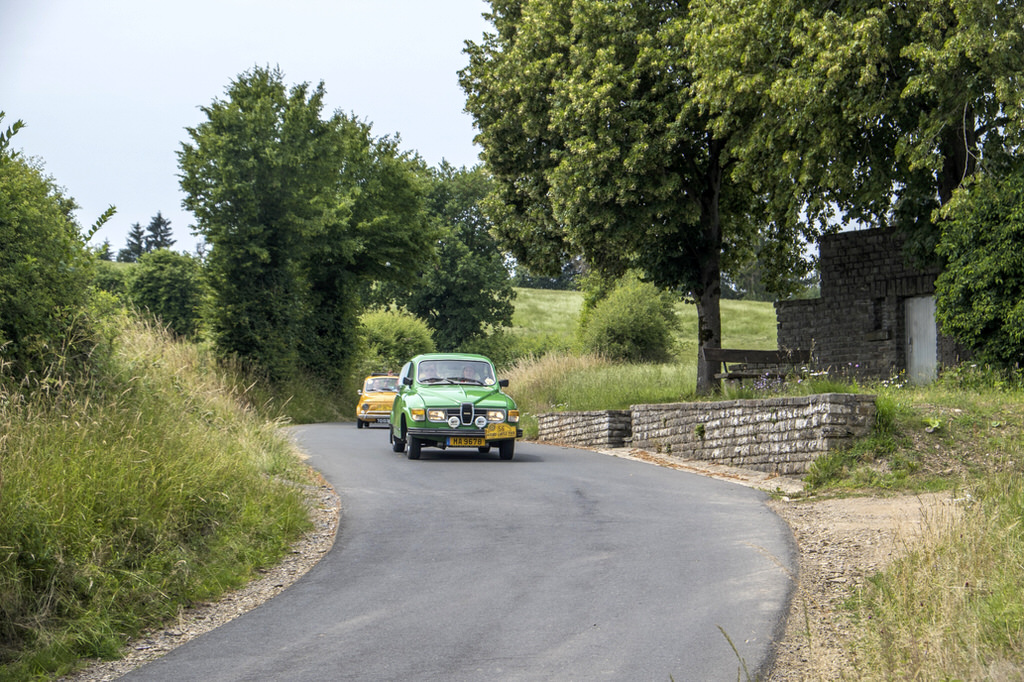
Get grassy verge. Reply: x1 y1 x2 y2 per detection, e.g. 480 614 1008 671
849 471 1024 679
828 367 1024 679
0 311 316 680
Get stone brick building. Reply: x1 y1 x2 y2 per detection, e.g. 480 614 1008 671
775 228 963 383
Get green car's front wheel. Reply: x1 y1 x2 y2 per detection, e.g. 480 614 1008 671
407 435 422 460
391 422 406 453
498 439 515 460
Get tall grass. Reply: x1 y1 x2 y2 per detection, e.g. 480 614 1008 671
797 368 1024 679
504 353 697 437
0 311 314 679
850 472 1024 679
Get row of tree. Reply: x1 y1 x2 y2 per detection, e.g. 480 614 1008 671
94 212 178 262
460 0 1024 389
175 67 514 384
3 85 517 388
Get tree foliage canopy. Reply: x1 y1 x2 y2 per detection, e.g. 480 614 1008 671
399 164 516 351
687 0 1024 261
179 66 434 382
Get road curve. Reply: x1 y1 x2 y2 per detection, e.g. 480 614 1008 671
122 423 796 681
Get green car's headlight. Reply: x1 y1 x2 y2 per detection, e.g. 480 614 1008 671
427 409 447 422
486 409 506 422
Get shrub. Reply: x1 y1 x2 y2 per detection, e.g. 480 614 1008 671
936 166 1024 368
358 309 435 374
578 276 679 362
92 260 134 298
127 250 205 338
0 150 94 376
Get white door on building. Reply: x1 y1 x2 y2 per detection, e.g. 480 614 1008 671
906 295 938 384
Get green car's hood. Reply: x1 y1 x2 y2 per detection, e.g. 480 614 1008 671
412 383 514 408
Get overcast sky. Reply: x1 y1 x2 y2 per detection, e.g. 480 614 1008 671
1 0 491 254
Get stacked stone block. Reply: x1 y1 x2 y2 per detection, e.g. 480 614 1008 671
536 410 632 448
536 394 876 475
629 394 875 474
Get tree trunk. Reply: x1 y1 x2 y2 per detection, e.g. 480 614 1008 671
938 108 977 206
695 144 724 396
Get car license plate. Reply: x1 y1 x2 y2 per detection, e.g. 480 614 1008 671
449 436 485 447
377 417 389 425
485 422 517 440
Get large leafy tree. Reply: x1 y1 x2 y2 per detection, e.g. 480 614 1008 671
180 66 329 379
462 0 791 392
301 115 436 378
179 66 433 382
405 164 515 351
687 0 1024 262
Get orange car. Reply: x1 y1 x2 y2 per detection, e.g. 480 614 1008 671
356 373 399 428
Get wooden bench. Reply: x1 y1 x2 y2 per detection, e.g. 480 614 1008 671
701 347 812 382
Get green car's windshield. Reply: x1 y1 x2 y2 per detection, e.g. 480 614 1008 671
417 360 495 386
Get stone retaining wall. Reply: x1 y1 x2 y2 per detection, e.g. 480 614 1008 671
536 409 632 449
536 393 876 475
631 394 876 474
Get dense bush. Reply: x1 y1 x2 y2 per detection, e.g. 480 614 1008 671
0 149 94 376
936 167 1024 368
578 276 679 362
358 309 435 374
92 260 134 298
127 249 205 338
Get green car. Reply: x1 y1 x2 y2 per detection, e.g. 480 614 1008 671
389 353 522 460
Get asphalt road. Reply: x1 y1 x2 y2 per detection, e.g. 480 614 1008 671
123 423 797 681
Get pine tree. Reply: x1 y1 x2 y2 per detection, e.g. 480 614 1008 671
96 239 113 261
144 211 175 251
117 222 146 262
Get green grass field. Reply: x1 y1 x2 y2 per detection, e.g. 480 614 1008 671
511 287 778 354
